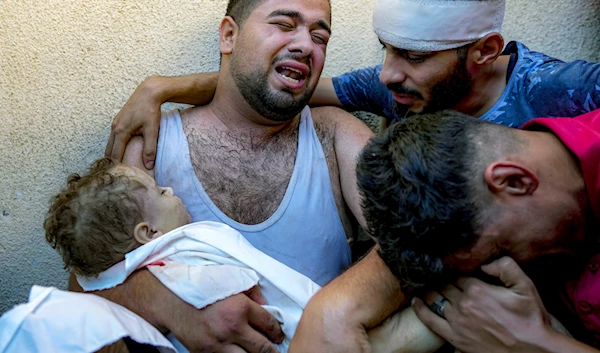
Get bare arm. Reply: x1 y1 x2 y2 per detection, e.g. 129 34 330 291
291 247 409 353
78 268 283 352
70 269 181 333
106 75 342 170
533 332 600 353
309 78 343 107
414 257 600 353
329 106 373 229
369 307 445 353
106 73 218 167
290 108 412 353
365 291 581 353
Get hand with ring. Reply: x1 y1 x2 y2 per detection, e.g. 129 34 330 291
410 257 578 353
429 297 447 319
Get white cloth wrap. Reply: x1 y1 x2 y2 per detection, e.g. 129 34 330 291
78 221 322 352
373 0 505 51
0 286 176 353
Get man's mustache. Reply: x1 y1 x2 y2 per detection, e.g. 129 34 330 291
387 83 423 100
271 54 312 72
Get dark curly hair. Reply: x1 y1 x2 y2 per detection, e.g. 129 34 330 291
357 110 520 290
44 158 146 277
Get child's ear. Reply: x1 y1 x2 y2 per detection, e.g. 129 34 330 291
134 222 163 244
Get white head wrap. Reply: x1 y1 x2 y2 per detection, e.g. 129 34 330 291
373 0 505 51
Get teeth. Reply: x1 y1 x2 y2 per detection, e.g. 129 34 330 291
279 73 299 83
282 66 303 75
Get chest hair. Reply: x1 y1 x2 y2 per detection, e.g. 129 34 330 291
183 116 338 225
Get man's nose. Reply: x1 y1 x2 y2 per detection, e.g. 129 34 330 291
380 52 407 85
163 187 174 196
288 29 314 57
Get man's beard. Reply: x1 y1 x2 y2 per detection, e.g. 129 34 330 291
230 54 314 122
390 57 473 118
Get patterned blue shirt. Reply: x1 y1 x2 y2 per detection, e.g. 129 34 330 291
332 41 600 127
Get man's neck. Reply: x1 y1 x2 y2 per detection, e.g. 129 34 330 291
208 73 300 138
453 55 511 118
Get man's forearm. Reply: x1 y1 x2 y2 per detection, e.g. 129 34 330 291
290 248 407 352
369 307 445 353
326 248 406 327
309 78 343 107
143 72 219 106
81 269 177 333
538 330 600 353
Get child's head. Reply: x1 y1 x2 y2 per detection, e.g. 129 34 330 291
44 158 191 277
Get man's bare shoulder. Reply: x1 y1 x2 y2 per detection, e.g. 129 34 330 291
310 106 363 125
310 106 374 141
179 105 209 124
309 107 373 233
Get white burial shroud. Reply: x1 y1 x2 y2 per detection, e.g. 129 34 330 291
78 221 322 352
0 285 176 353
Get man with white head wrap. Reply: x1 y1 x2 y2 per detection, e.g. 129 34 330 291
333 0 600 125
373 0 505 52
106 0 600 164
368 0 508 117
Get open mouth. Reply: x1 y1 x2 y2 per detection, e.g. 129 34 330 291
275 66 306 84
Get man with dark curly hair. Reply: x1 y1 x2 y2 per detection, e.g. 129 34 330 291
357 108 600 352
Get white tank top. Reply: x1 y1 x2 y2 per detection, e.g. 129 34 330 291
155 107 351 285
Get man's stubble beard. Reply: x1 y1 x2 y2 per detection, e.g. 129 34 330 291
393 56 473 119
230 53 315 122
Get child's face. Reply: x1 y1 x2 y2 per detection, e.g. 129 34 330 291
114 165 192 236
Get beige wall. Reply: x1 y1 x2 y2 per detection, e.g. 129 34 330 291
0 0 598 313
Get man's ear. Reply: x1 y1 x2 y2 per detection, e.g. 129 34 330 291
219 16 239 55
134 222 163 244
470 32 504 66
484 161 539 196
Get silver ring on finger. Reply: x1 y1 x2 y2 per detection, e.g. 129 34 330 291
430 297 447 319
